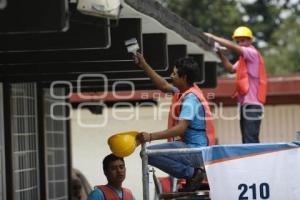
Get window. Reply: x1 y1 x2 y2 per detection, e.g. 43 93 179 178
0 83 6 200
44 88 68 200
10 83 40 200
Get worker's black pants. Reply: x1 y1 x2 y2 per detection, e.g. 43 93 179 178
240 104 263 143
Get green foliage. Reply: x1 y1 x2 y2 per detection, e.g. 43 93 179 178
164 0 300 75
241 0 282 44
165 0 242 38
263 16 300 74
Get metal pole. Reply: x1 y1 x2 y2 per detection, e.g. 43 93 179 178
141 144 149 200
147 147 205 156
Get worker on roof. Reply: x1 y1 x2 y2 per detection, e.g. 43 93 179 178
205 26 267 144
205 26 267 143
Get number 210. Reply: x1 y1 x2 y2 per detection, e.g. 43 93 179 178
238 183 270 199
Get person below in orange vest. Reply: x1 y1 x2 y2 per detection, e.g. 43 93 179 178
134 53 215 192
87 154 135 200
204 26 267 143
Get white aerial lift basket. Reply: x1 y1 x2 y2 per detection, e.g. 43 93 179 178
77 0 121 19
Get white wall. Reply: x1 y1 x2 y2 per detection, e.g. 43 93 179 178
214 105 300 144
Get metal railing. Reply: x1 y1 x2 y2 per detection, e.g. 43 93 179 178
140 144 205 200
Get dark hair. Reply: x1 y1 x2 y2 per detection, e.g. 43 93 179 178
174 57 200 85
102 154 124 172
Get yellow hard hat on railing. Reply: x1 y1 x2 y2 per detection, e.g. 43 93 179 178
108 131 139 157
232 26 253 39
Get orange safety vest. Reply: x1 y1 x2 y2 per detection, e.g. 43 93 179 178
167 84 215 146
97 185 133 200
235 53 267 104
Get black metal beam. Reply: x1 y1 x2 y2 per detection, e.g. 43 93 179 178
0 0 69 33
201 61 217 88
0 18 142 79
189 54 205 83
168 44 187 74
0 6 109 52
143 33 168 71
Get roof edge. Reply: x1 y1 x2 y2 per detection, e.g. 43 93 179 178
123 0 213 51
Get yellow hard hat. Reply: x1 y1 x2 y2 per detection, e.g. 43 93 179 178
108 131 139 157
232 26 253 39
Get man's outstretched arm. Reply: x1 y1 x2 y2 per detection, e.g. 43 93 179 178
204 32 243 55
134 52 173 93
204 33 240 73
